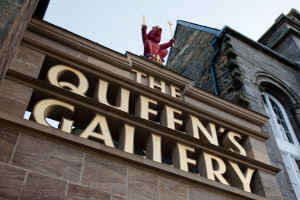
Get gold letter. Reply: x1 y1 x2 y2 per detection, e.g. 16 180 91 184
47 65 89 96
186 114 219 146
119 123 135 153
32 98 74 133
146 133 162 163
199 152 229 185
80 114 114 148
227 161 254 192
172 142 196 172
132 69 147 83
149 76 166 93
170 85 181 98
161 105 183 130
135 95 158 121
221 131 246 156
95 79 130 113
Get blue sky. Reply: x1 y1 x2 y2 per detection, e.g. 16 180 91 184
44 0 300 56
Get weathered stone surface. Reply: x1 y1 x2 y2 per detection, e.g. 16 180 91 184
259 13 300 63
24 31 88 62
112 195 127 200
0 96 28 118
0 79 33 117
188 186 236 200
66 183 111 200
244 137 271 165
159 177 188 200
258 170 283 200
127 167 159 200
0 0 39 85
167 24 216 94
168 18 300 199
12 134 84 182
0 126 19 163
21 172 66 199
0 163 27 199
82 154 127 196
0 0 23 45
11 45 45 78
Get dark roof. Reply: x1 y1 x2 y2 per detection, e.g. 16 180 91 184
176 20 220 35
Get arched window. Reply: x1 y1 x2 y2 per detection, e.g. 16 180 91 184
262 92 300 199
262 93 296 144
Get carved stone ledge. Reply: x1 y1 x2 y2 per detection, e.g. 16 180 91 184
224 59 239 70
225 48 238 59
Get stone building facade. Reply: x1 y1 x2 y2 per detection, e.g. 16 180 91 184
0 1 295 200
168 8 300 200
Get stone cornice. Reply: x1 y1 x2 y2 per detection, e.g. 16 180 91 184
28 17 132 70
183 86 269 131
222 26 300 70
258 14 300 44
269 28 300 49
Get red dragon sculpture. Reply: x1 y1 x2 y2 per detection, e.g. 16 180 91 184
142 25 175 64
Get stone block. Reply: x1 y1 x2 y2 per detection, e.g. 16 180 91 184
159 177 188 200
258 171 282 200
87 56 130 78
225 48 238 59
279 187 289 198
0 96 28 118
82 154 127 196
188 186 234 200
224 59 239 71
0 126 19 163
244 137 271 165
11 45 45 78
12 134 84 182
127 167 159 200
112 196 127 200
0 163 26 199
21 172 66 199
231 68 241 78
66 183 111 200
0 0 39 84
24 31 88 62
0 1 19 36
0 23 9 45
232 76 243 89
0 79 33 117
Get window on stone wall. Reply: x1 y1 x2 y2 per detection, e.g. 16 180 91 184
262 93 297 144
262 92 300 200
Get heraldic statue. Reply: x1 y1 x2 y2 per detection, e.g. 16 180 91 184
142 24 175 64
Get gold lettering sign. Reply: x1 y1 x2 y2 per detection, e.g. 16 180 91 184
186 114 219 146
119 124 135 153
80 114 114 147
146 133 162 163
95 79 130 112
47 65 89 96
32 98 75 133
172 142 196 172
30 64 257 193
